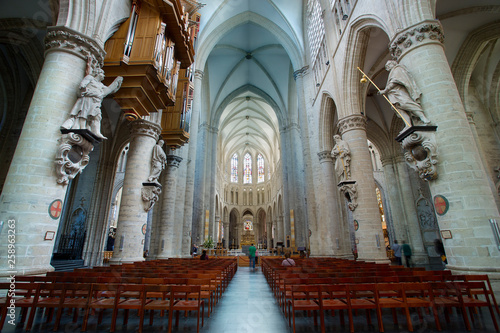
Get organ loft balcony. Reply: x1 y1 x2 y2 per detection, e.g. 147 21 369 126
103 0 200 148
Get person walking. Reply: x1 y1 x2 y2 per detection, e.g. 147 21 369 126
248 243 257 270
401 240 412 268
392 240 402 266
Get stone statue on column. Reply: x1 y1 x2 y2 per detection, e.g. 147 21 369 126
379 60 430 128
331 134 351 182
61 68 123 140
148 139 167 184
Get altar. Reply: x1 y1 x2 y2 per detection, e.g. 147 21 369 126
240 231 255 246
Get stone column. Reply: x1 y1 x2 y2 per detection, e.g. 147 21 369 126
313 152 338 256
390 21 500 273
380 155 406 241
394 157 427 265
223 221 229 250
181 70 203 257
156 152 183 259
266 222 272 251
0 27 104 276
338 115 388 263
110 120 161 264
277 215 284 244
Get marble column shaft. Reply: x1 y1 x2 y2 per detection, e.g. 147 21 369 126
110 120 161 264
157 153 182 259
338 115 387 262
0 27 104 276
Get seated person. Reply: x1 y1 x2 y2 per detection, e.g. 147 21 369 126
281 252 296 267
200 249 209 260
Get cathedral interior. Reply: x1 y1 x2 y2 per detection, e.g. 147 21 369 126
1 0 500 315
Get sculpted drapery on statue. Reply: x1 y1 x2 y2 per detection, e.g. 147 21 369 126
331 134 351 182
148 139 167 183
379 60 430 128
61 68 123 139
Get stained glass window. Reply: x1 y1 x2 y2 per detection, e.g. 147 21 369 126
231 154 238 183
257 154 264 183
244 153 252 184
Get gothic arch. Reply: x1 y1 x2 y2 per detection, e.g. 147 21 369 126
196 11 303 74
318 93 338 152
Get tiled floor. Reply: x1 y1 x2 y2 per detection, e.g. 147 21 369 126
3 266 499 332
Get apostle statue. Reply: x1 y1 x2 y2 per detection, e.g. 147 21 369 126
331 134 351 182
61 68 123 139
379 60 430 128
148 139 167 183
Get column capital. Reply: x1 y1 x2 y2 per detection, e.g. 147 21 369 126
166 154 183 168
389 20 444 61
337 115 367 135
130 119 162 140
317 150 333 162
195 69 204 80
293 66 309 80
45 26 106 72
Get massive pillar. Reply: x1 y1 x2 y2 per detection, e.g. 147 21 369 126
389 21 500 275
313 152 339 256
181 70 203 257
0 27 105 276
156 152 183 259
110 120 161 264
338 115 387 263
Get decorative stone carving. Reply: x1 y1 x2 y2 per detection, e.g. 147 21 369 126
45 26 106 74
147 140 167 184
317 150 333 162
331 134 351 182
55 132 94 185
379 60 430 130
337 115 367 135
293 66 309 80
130 119 162 139
339 182 358 211
389 21 444 60
401 132 438 181
61 69 123 140
141 184 162 212
167 154 183 168
416 188 437 229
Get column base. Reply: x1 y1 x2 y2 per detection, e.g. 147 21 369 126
0 264 55 277
357 257 391 265
109 257 144 265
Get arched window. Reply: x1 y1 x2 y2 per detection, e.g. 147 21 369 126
257 154 264 183
231 154 238 183
244 153 252 184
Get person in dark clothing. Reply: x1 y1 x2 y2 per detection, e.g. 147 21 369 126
434 238 447 266
200 249 209 260
401 240 412 267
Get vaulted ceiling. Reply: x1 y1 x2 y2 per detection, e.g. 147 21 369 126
196 0 304 172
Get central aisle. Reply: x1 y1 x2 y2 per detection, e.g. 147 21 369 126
203 266 289 333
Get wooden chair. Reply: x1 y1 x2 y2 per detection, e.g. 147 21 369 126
26 282 66 331
171 285 204 333
317 284 350 333
347 283 381 332
455 281 499 331
83 283 122 331
430 282 462 327
52 283 92 332
403 282 441 331
463 275 500 315
187 278 214 317
375 282 412 332
142 284 175 333
287 284 320 333
0 282 40 331
111 284 147 332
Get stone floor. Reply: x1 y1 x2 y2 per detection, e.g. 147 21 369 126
3 266 499 332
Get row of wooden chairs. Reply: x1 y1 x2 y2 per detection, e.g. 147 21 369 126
287 281 499 333
0 282 205 333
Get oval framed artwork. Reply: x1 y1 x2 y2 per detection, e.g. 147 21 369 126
433 195 449 216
